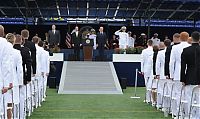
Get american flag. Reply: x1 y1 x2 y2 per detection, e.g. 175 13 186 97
65 32 72 48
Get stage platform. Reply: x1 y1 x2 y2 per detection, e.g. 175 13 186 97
58 61 123 94
50 52 145 88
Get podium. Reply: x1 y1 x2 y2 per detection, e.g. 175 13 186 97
82 38 94 61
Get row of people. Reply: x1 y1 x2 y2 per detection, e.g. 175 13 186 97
48 24 162 49
141 32 200 119
0 25 50 119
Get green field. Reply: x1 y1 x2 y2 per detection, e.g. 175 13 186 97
29 87 171 119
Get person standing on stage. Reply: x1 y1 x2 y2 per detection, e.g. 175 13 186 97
136 33 147 47
127 31 135 48
110 35 119 49
181 31 200 118
89 29 97 50
96 26 107 61
71 26 82 61
151 33 160 46
48 24 60 48
115 26 128 49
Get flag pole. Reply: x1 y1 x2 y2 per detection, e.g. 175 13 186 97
130 68 140 99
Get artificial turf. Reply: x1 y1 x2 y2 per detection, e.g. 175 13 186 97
29 87 171 119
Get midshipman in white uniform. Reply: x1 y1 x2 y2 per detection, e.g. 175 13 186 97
141 40 154 103
156 40 171 112
0 25 13 119
115 26 129 49
6 33 23 119
38 40 50 101
32 36 44 108
170 32 190 118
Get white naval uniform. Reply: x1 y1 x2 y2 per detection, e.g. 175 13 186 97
114 31 128 49
40 48 50 100
151 37 160 46
141 46 154 102
156 48 167 108
12 48 23 119
0 38 13 117
169 42 190 116
35 44 44 106
89 34 97 50
127 37 135 48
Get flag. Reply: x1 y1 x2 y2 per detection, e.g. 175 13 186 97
65 32 72 48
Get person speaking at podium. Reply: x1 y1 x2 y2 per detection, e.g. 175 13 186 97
96 26 107 61
71 26 82 61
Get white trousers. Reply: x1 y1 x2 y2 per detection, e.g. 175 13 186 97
43 76 48 99
0 93 6 118
144 76 153 103
119 45 126 49
19 85 25 119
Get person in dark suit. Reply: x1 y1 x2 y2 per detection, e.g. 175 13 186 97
180 31 200 118
164 33 180 78
48 24 60 47
96 26 107 61
71 26 82 61
21 29 36 76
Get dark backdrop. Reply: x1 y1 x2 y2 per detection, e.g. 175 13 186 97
2 24 199 49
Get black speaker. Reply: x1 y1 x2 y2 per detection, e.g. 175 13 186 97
119 78 127 89
48 77 56 89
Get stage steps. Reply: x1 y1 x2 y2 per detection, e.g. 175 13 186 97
58 61 122 94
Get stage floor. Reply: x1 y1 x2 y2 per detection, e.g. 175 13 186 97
58 61 122 94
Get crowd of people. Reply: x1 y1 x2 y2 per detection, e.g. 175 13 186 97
0 25 50 119
141 31 200 119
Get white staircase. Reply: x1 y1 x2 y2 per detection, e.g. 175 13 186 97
58 61 122 94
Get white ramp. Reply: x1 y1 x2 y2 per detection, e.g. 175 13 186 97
58 61 122 94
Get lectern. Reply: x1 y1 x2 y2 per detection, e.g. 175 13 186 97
82 38 94 61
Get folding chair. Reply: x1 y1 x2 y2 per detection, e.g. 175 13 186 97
161 80 171 117
156 79 168 110
150 78 158 107
189 86 200 119
165 80 175 117
176 85 188 119
162 80 173 113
